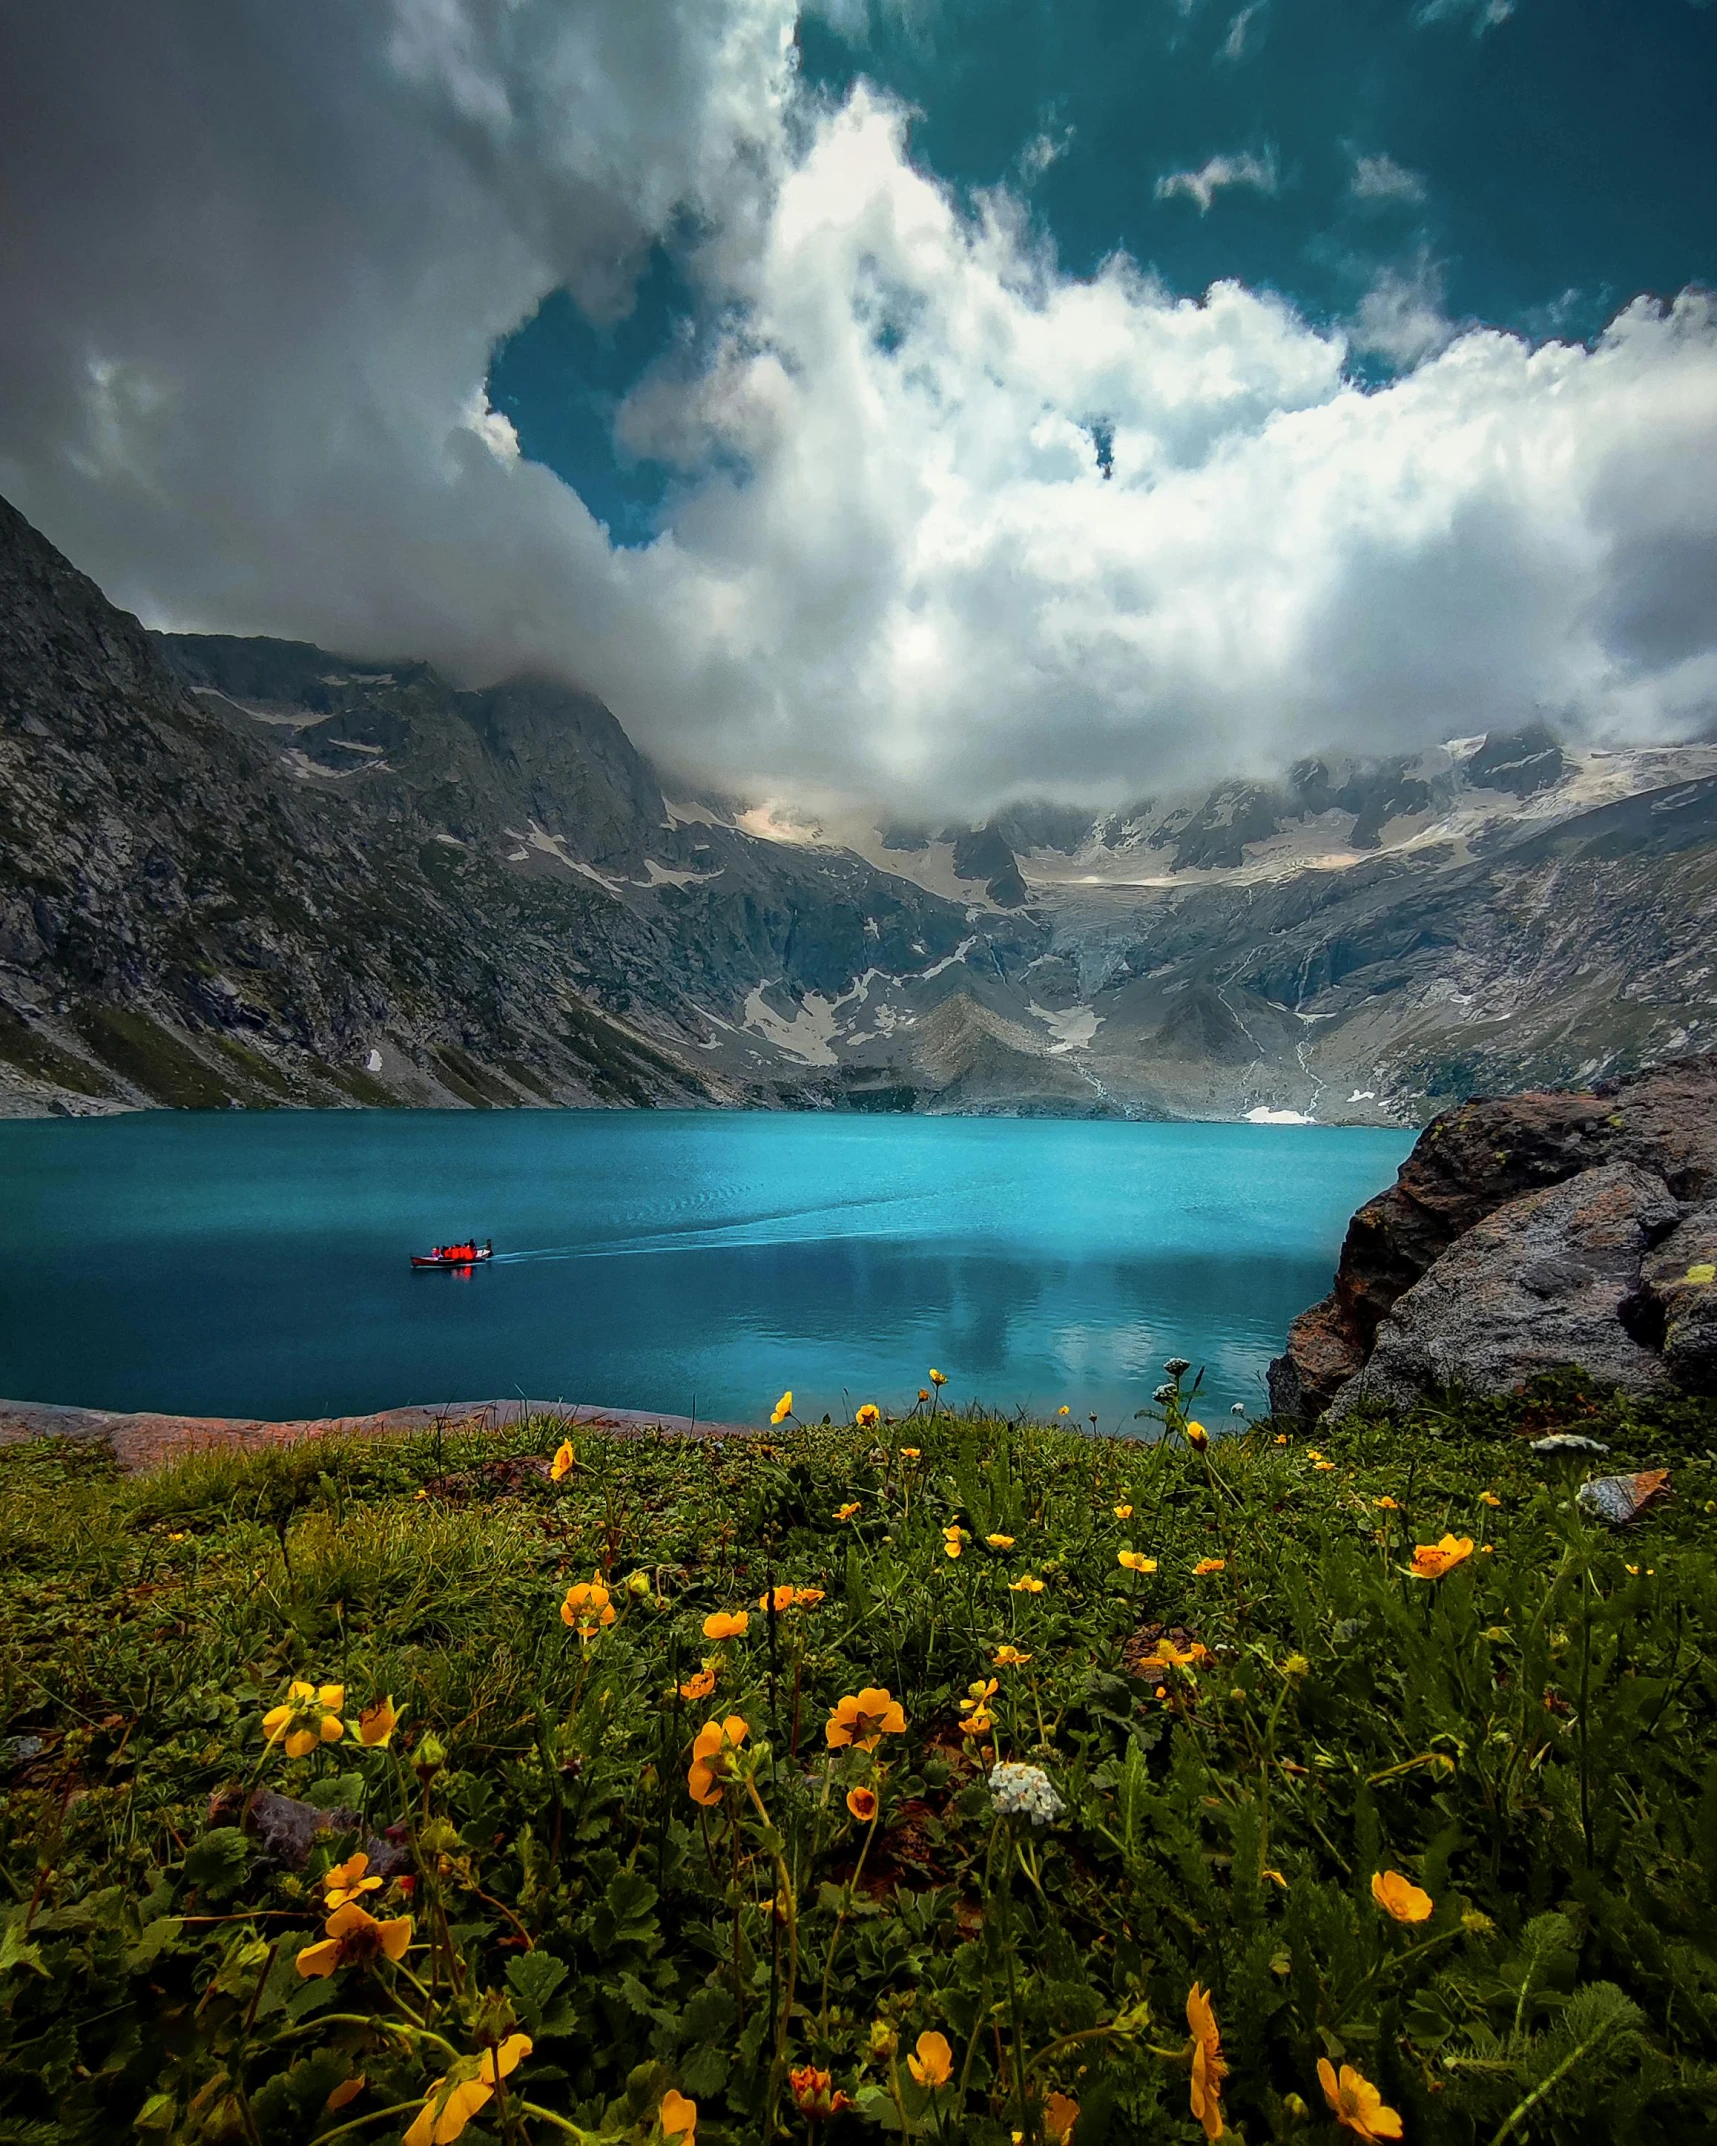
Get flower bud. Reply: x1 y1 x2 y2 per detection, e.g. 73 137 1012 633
412 1731 448 1781
625 1569 653 1597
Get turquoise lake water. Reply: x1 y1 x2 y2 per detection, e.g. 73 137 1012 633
0 1112 1411 1428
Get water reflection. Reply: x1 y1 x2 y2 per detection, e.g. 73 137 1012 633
0 1111 1411 1424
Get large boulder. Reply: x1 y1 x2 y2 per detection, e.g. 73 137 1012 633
1327 1163 1679 1421
1642 1202 1717 1395
1268 1053 1717 1420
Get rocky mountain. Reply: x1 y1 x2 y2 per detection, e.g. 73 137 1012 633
1267 1054 1717 1418
2 487 1714 1121
0 492 985 1114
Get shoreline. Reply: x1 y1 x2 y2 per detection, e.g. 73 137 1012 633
0 1394 757 1471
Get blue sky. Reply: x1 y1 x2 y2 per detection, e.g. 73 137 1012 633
491 0 1717 543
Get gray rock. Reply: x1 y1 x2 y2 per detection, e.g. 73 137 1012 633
1642 1202 1717 1394
1328 1162 1681 1420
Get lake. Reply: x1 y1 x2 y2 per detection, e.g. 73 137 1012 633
0 1111 1411 1428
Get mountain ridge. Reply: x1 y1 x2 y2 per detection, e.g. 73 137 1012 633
2 489 1713 1123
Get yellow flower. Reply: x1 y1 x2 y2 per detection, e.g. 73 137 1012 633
1375 1496 1399 1511
262 1682 346 1760
1186 1984 1227 2142
899 1445 921 1459
1009 1574 1046 1593
658 2088 698 2144
962 1707 995 1735
686 1716 750 1806
1274 1433 1288 1445
1151 1639 1209 1671
929 1369 947 1387
295 1900 413 1979
1057 1405 1071 1416
825 1686 906 1752
1371 1869 1433 1923
322 1851 382 1910
1318 2058 1403 2141
352 1696 400 1748
679 1667 717 1702
856 1404 881 1428
943 1525 969 1559
1479 1491 1502 1507
166 1531 186 1543
1118 1550 1158 1574
1193 1558 1226 1576
846 1784 879 1822
1281 1654 1310 1678
561 1578 616 1631
549 1441 576 1481
1113 1503 1133 1519
1410 1535 1474 1580
404 2036 531 2146
702 1610 750 1641
771 1390 793 1425
835 1501 862 1520
1186 1422 1210 1451
1313 1459 1337 1472
992 1644 1033 1667
986 1532 1016 1549
1043 2089 1079 2143
907 2030 953 2089
1306 1449 1325 1461
962 1677 999 1711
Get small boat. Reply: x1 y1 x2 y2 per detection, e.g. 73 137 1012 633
411 1239 494 1270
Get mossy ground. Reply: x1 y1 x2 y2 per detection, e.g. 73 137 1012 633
2 1378 1715 2145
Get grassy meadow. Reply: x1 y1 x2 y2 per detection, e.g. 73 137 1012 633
2 1373 1715 2145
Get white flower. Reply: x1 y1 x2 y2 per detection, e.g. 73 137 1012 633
1163 1358 1192 1377
1152 1383 1177 1405
1529 1433 1611 1455
1230 1403 1247 1415
989 1761 1065 1826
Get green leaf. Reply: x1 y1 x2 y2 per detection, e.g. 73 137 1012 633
132 2092 176 2135
122 1917 183 1973
679 2041 729 2098
591 1869 660 1952
182 1827 250 1904
0 1912 49 1981
506 1948 574 2035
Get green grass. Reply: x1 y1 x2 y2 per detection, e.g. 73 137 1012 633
0 1006 115 1099
2 1376 1715 2145
71 1003 238 1109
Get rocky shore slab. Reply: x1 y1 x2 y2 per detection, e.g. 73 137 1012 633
0 1395 755 1471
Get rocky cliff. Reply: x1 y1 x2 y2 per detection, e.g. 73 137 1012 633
1268 1054 1717 1418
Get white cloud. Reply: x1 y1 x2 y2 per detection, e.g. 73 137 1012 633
4 3 1717 820
1018 124 1074 185
1349 251 1456 365
1155 149 1279 214
1351 152 1427 204
1220 5 1265 61
1416 0 1516 31
461 388 521 464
